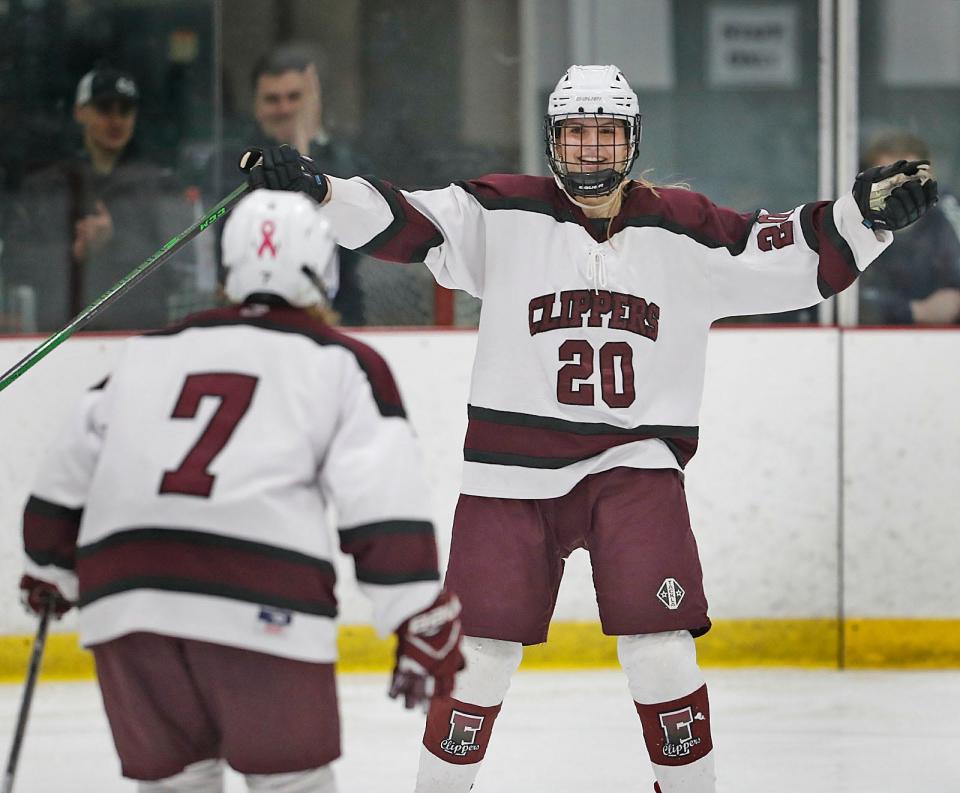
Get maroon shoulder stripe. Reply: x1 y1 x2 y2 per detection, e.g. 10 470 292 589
148 305 407 418
619 211 758 254
454 176 569 219
619 188 758 254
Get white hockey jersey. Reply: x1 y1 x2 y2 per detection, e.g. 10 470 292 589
22 301 440 662
320 174 892 499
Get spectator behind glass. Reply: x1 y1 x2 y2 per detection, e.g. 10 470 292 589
858 132 960 325
220 44 368 325
2 67 193 332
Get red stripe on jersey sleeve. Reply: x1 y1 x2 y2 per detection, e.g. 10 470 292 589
338 521 440 585
356 177 444 264
23 496 82 570
800 201 861 298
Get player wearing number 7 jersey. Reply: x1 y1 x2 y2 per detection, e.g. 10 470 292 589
244 65 937 793
18 189 463 793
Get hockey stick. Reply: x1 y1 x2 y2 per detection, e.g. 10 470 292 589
1 598 53 793
0 178 253 395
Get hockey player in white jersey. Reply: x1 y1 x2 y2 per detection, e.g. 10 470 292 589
19 189 464 793
241 65 938 793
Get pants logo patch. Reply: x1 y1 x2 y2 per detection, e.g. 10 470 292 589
657 578 685 610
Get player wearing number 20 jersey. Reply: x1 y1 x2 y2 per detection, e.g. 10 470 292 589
319 175 890 501
242 63 917 793
314 161 890 792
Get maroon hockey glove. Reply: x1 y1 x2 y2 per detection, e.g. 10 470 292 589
390 588 465 710
19 575 72 618
240 145 329 204
853 159 938 231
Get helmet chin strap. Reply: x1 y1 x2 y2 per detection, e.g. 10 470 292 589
554 174 627 216
300 264 332 307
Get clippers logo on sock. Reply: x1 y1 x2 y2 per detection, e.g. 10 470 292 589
636 684 713 767
424 698 502 764
440 710 485 757
658 706 704 759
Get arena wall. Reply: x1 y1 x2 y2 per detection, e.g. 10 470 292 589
1 327 958 678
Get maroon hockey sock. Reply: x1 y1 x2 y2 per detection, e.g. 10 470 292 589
634 684 713 767
422 696 503 765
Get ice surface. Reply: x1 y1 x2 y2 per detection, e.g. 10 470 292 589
1 668 958 792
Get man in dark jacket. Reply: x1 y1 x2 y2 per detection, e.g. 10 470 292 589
3 67 192 332
215 45 368 325
858 132 960 325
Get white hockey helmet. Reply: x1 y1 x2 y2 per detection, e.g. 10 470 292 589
544 64 642 197
222 189 338 308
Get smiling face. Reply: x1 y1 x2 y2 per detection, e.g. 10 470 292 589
254 68 317 144
551 115 633 207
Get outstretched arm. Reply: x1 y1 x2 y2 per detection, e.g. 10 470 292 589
242 144 486 296
705 161 938 320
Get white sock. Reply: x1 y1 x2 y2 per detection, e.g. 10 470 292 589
414 636 522 793
415 751 485 793
137 759 224 793
245 766 335 793
653 758 716 793
618 632 716 793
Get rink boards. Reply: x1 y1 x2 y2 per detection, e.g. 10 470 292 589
0 327 958 677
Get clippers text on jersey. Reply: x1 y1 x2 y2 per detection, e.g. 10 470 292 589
528 289 660 340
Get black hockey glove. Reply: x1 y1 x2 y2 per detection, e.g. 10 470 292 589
853 159 938 232
239 145 329 204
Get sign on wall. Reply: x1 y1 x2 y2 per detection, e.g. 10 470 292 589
881 0 960 86
707 3 799 88
592 0 675 90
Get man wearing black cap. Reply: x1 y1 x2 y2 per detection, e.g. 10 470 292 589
2 67 192 331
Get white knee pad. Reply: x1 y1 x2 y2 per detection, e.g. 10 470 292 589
137 759 224 793
452 635 523 706
245 765 335 793
617 631 704 703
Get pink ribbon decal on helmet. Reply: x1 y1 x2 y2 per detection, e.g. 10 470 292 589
257 220 278 257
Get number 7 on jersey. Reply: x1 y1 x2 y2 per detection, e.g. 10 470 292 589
159 372 259 497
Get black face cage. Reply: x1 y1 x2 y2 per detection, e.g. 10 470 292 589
543 112 642 198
